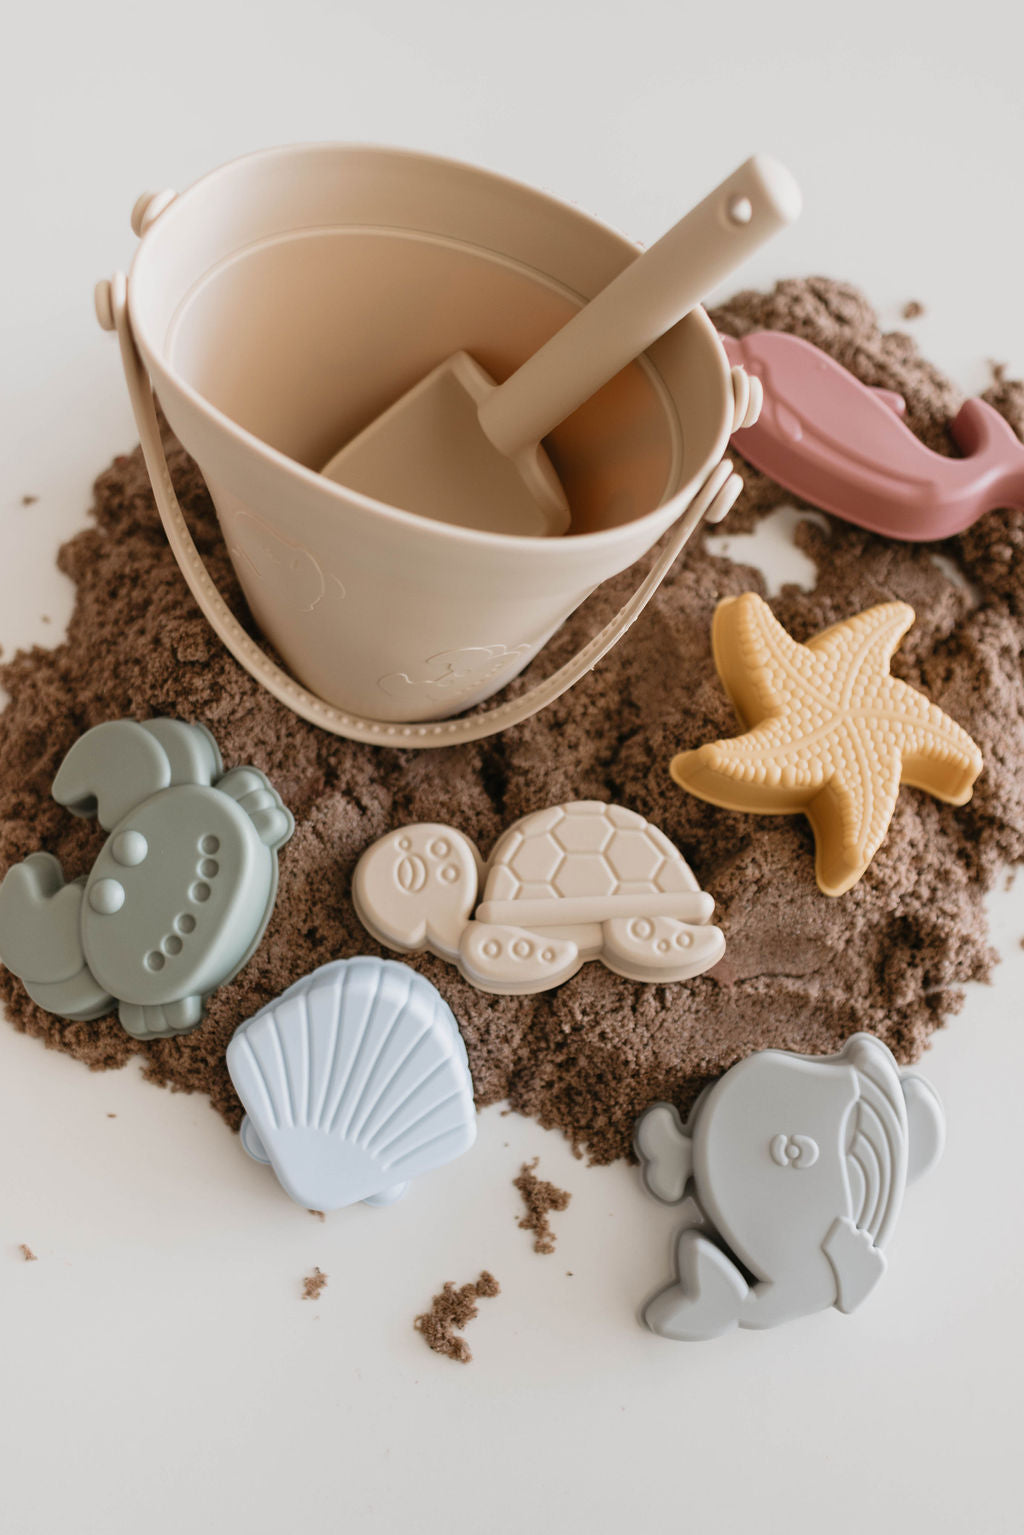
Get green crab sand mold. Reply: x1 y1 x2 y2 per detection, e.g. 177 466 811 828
0 718 293 1040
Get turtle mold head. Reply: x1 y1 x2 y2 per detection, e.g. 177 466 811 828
353 824 482 961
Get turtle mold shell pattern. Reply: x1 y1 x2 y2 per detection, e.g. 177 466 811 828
483 802 707 905
226 956 477 1210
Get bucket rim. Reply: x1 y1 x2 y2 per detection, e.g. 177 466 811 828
127 141 734 556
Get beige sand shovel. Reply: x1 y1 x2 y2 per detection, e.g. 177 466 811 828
322 154 801 537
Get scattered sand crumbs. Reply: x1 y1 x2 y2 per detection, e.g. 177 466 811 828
514 1158 572 1255
902 299 925 319
301 1267 327 1300
18 1244 37 1262
414 1272 500 1363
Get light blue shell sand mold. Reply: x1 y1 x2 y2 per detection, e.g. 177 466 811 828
0 717 294 1041
634 1032 945 1340
227 956 478 1211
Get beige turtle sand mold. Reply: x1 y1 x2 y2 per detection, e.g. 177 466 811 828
353 802 724 995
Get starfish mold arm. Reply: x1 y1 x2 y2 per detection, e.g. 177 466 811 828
807 601 916 697
711 592 812 728
671 712 831 813
887 682 984 805
806 729 904 896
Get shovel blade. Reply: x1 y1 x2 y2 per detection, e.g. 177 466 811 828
321 352 571 537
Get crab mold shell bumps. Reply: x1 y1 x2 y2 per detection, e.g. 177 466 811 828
226 956 478 1210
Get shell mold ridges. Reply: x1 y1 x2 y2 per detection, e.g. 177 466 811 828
227 956 477 1210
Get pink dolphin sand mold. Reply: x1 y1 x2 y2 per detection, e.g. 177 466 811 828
720 330 1024 541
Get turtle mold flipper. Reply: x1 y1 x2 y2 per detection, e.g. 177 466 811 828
459 922 580 994
602 916 725 982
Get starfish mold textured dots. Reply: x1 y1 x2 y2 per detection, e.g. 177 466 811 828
670 593 983 896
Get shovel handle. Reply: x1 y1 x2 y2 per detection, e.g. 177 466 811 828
97 271 749 750
479 155 800 459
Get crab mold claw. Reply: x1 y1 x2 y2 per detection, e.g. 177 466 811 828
139 718 223 786
53 719 214 830
0 853 113 1019
352 824 482 961
217 767 294 849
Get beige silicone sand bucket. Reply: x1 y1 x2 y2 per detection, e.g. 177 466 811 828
95 144 765 748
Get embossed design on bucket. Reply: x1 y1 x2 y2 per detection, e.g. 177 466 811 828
378 644 534 703
227 508 344 613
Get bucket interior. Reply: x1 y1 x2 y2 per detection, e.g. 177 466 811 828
134 147 730 538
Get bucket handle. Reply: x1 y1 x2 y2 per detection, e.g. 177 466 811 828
96 268 752 749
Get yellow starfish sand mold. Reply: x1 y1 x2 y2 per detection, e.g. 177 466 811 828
670 593 983 897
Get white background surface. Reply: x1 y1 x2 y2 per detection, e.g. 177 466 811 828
2 3 1023 1531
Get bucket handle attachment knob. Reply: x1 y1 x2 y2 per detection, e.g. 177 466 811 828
130 190 177 238
730 364 764 433
96 269 747 748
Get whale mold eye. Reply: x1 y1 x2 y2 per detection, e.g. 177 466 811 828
770 1132 819 1169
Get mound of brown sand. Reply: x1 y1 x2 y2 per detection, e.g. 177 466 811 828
2 277 1023 1164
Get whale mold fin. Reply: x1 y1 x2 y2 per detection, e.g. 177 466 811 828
901 1074 946 1184
823 1215 887 1313
634 1101 693 1204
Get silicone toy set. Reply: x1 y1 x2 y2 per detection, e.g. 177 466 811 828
3 141 995 1339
